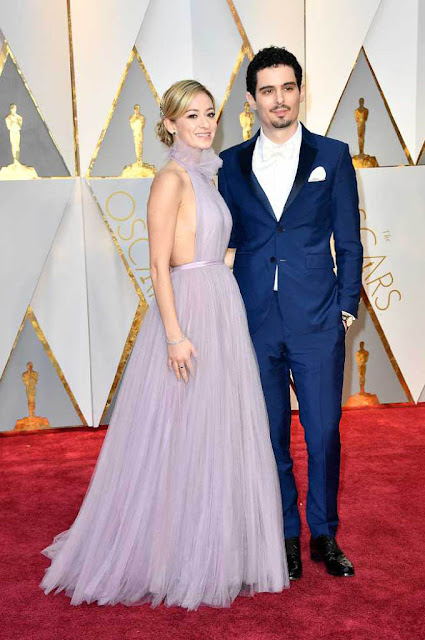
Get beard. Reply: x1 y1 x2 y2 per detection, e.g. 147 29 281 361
271 107 294 129
271 119 293 129
270 106 293 129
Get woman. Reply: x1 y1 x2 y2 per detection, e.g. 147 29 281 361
40 80 289 610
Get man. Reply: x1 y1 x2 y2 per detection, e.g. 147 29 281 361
218 47 362 580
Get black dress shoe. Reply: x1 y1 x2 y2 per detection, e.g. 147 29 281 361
310 535 355 577
285 536 302 580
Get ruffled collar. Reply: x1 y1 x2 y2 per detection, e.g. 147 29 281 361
168 138 222 179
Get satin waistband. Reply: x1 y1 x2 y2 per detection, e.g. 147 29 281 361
171 260 224 272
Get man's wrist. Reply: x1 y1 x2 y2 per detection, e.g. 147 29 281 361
341 311 355 329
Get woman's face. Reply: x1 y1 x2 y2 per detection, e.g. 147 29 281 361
168 91 217 149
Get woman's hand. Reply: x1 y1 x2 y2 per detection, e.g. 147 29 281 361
167 338 198 383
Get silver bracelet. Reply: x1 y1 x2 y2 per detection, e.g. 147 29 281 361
166 334 186 346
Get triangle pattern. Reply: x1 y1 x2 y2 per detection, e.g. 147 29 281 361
0 1 74 173
0 179 73 377
0 315 83 432
305 0 382 134
213 54 252 153
82 179 139 426
357 165 425 402
327 49 408 167
364 0 423 163
136 0 242 108
89 50 163 177
0 50 70 177
31 179 92 425
89 177 153 303
233 0 304 64
343 300 407 406
71 0 151 175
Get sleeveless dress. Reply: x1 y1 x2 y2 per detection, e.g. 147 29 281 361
40 139 289 610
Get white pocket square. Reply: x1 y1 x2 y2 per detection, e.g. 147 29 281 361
308 166 326 182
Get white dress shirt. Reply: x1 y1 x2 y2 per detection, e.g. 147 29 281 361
252 122 302 290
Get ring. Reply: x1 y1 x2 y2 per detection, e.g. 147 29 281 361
179 365 184 369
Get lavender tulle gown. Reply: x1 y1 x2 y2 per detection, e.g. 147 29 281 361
41 140 289 610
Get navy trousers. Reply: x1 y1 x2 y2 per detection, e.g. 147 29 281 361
251 293 346 539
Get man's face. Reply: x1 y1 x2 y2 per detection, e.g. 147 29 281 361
246 65 304 132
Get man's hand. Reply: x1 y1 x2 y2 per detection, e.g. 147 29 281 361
342 311 355 333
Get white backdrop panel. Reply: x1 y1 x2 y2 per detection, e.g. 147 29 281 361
31 180 92 425
71 0 151 174
419 0 425 164
191 0 243 111
364 0 422 162
136 0 192 100
89 178 153 303
83 179 139 426
0 0 74 173
357 166 425 401
305 0 381 134
137 0 242 109
0 179 73 378
233 0 305 63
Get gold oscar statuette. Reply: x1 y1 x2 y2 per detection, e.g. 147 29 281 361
0 104 38 180
345 342 380 408
351 98 379 169
239 101 255 141
14 362 50 431
121 104 156 178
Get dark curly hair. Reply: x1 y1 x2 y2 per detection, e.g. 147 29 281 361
246 46 303 97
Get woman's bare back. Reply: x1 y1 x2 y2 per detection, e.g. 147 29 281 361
156 159 197 268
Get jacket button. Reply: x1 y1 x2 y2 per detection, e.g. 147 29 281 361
277 226 285 233
270 256 277 264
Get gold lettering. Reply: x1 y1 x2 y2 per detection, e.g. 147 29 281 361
362 256 386 281
106 191 135 221
128 237 148 265
117 218 146 241
375 289 402 311
367 271 394 297
135 267 154 298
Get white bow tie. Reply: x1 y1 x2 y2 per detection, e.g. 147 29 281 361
262 139 294 163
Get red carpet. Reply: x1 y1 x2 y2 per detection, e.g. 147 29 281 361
1 406 424 640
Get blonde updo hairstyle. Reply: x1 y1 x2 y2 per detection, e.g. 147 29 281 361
156 80 215 147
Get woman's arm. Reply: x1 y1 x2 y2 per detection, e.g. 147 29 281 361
225 248 235 270
147 169 197 382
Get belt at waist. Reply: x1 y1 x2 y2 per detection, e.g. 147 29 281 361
171 260 224 272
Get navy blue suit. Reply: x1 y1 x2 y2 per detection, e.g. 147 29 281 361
218 125 362 538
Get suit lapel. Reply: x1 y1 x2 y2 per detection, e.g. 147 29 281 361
239 131 276 221
282 124 318 215
238 125 319 220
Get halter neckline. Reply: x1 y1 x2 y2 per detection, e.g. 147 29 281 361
168 138 222 179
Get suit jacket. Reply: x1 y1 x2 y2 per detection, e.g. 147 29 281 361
218 124 363 335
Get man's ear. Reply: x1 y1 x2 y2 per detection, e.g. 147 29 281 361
246 91 257 112
299 84 306 104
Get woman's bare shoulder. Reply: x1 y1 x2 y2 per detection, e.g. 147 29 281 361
148 160 188 210
154 160 188 187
